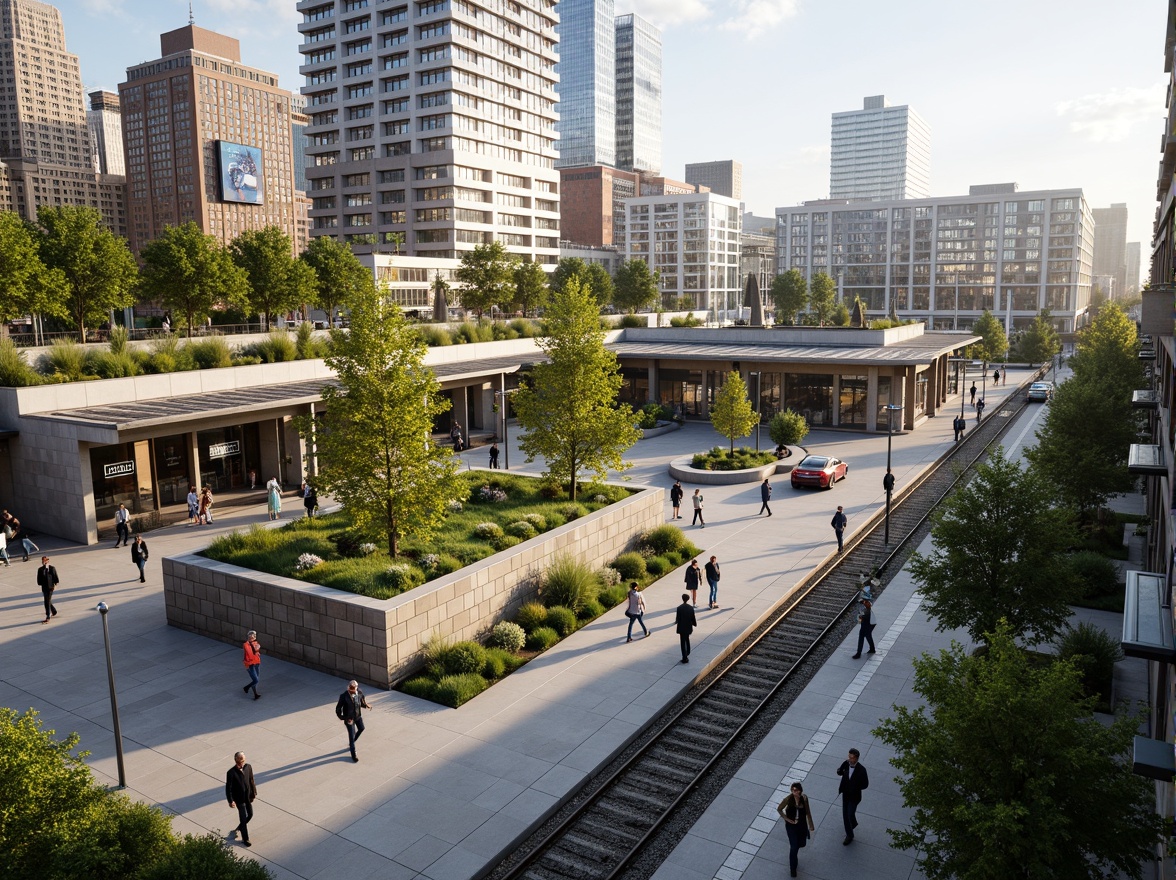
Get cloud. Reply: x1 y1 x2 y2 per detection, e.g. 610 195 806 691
718 0 800 37
616 0 711 26
1055 84 1165 144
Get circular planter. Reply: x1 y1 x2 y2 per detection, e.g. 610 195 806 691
668 455 778 485
638 421 682 439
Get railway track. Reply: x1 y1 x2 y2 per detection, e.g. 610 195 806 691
488 378 1042 880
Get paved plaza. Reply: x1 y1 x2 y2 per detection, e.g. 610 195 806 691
2 366 1132 880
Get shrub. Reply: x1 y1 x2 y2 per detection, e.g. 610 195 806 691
420 552 462 577
433 673 487 708
509 318 540 337
419 325 453 347
86 348 140 379
516 602 548 632
577 597 605 620
491 534 521 551
522 513 547 530
420 631 451 678
545 605 578 637
488 621 526 652
598 584 628 608
637 401 662 429
481 650 506 680
485 646 523 674
542 553 598 613
39 339 89 380
490 322 519 340
598 566 622 588
669 314 703 327
184 337 233 369
641 524 686 556
401 677 436 700
559 502 589 520
1068 550 1121 599
137 832 273 880
331 530 366 557
619 314 645 328
505 521 537 540
359 542 378 556
526 626 560 651
473 522 504 540
380 563 424 593
295 553 323 571
610 551 647 581
441 640 488 676
645 555 671 576
0 338 40 386
295 321 327 359
769 409 810 447
246 330 297 363
446 499 463 513
1056 622 1125 698
477 484 508 503
539 482 565 500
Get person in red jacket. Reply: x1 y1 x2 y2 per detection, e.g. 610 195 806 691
242 630 261 699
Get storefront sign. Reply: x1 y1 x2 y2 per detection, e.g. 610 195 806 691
103 460 135 478
208 440 241 458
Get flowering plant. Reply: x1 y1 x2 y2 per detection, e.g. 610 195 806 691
295 553 323 571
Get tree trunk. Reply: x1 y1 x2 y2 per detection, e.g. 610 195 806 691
387 498 397 557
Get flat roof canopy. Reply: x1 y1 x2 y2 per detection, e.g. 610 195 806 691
610 333 978 367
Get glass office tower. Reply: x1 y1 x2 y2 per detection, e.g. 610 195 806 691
555 0 615 169
614 13 661 174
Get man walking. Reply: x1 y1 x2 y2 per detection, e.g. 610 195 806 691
704 555 721 609
488 442 500 469
225 751 257 847
669 481 684 520
36 555 59 624
976 397 985 422
113 503 130 547
675 593 698 663
336 679 372 763
242 630 262 700
831 506 847 552
130 535 149 583
969 382 977 406
836 748 869 844
952 414 965 443
691 488 705 527
758 478 772 516
852 598 876 658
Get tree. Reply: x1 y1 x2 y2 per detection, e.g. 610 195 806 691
230 226 316 330
304 283 465 557
909 448 1079 646
584 262 615 308
612 258 659 313
138 223 250 337
550 257 587 293
768 409 809 447
710 372 758 454
874 622 1161 880
513 278 640 500
455 240 517 318
0 212 66 325
830 302 850 326
1069 302 1142 401
300 234 374 325
807 271 835 325
1088 283 1108 319
1017 310 1062 365
36 205 138 342
769 269 807 325
512 259 548 316
970 309 1009 364
551 257 614 307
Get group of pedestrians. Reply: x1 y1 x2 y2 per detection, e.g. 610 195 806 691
774 749 872 876
186 486 215 525
1 509 39 563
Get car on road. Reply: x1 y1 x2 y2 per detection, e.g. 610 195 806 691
790 454 849 489
1027 381 1053 402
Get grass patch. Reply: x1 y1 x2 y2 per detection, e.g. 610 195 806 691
690 446 778 471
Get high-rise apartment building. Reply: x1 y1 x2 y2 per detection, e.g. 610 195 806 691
685 160 741 200
560 166 699 247
555 0 614 169
614 13 660 174
0 0 124 234
776 184 1093 333
1126 241 1141 296
87 90 125 176
1092 202 1128 299
120 25 305 256
290 94 310 194
298 0 560 264
829 95 930 202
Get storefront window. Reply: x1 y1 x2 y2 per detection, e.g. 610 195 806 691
197 425 260 492
877 375 893 427
90 441 154 521
785 373 833 426
658 370 703 417
154 433 191 506
839 375 869 426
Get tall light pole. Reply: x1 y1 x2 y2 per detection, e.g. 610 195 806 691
883 403 902 545
95 602 126 789
749 371 761 452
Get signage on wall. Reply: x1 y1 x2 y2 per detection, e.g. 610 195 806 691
103 461 135 478
208 441 241 458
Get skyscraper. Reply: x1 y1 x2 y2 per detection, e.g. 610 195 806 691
829 95 930 202
614 13 660 174
685 160 742 200
87 90 125 176
555 0 615 169
298 0 560 263
1126 241 1141 297
1092 203 1128 299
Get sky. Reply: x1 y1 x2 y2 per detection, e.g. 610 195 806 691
59 0 1164 276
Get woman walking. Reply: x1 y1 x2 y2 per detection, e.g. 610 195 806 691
777 781 816 877
685 558 701 607
266 477 282 520
624 582 649 642
187 486 200 525
199 486 214 524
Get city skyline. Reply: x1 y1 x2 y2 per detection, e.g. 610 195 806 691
45 0 1166 252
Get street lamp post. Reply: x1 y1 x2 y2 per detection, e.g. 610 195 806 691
95 602 126 789
749 372 761 452
883 403 902 545
495 384 518 470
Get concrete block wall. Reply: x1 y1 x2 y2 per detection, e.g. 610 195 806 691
163 485 665 688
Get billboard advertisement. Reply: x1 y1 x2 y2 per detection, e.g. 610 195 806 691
216 141 264 204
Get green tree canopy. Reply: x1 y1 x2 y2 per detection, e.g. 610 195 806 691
0 211 66 325
305 283 466 557
830 302 851 326
768 409 809 447
970 309 1009 364
909 448 1079 646
300 234 374 325
612 258 659 314
230 226 316 330
36 205 138 342
512 259 549 316
455 240 517 317
550 257 586 293
710 372 757 453
139 222 250 337
513 278 640 499
1069 302 1142 400
769 269 807 325
551 257 614 307
1017 310 1062 365
874 622 1161 880
808 271 835 325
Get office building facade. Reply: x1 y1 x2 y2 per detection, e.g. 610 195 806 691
775 184 1094 333
614 13 660 174
297 0 560 264
560 165 699 247
1126 241 1141 296
685 159 741 200
88 90 125 177
830 95 930 202
1092 202 1128 299
554 0 614 169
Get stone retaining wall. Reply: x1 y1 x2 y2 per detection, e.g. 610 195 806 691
163 484 664 688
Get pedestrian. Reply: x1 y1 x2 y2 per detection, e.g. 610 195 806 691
691 488 705 527
248 468 257 489
758 478 772 516
242 630 261 699
130 535 149 583
675 593 697 663
836 748 870 844
953 414 966 442
187 486 200 525
113 502 130 547
704 555 720 609
199 486 214 524
969 382 977 406
161 312 171 334
302 480 317 518
669 480 684 520
852 598 877 658
36 555 59 624
0 528 9 567
976 397 985 422
831 505 847 552
2 510 38 561
685 558 701 607
993 368 1000 386
776 781 816 878
488 442 500 469
225 751 257 848
450 422 463 452
624 581 649 641
266 476 282 520
335 679 371 763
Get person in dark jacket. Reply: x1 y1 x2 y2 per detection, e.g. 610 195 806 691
704 555 721 609
336 679 371 763
836 748 869 844
225 751 258 847
684 558 701 606
777 781 816 877
669 481 684 520
36 555 59 623
675 593 698 663
302 481 318 518
758 478 772 516
831 506 847 552
130 535 149 583
488 442 500 469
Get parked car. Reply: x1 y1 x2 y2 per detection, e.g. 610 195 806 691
790 454 849 489
1027 381 1053 402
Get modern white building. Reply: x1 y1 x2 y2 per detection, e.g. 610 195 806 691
87 90 125 177
775 184 1094 333
297 0 561 265
622 191 742 316
1092 202 1128 300
614 13 660 174
830 95 930 202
